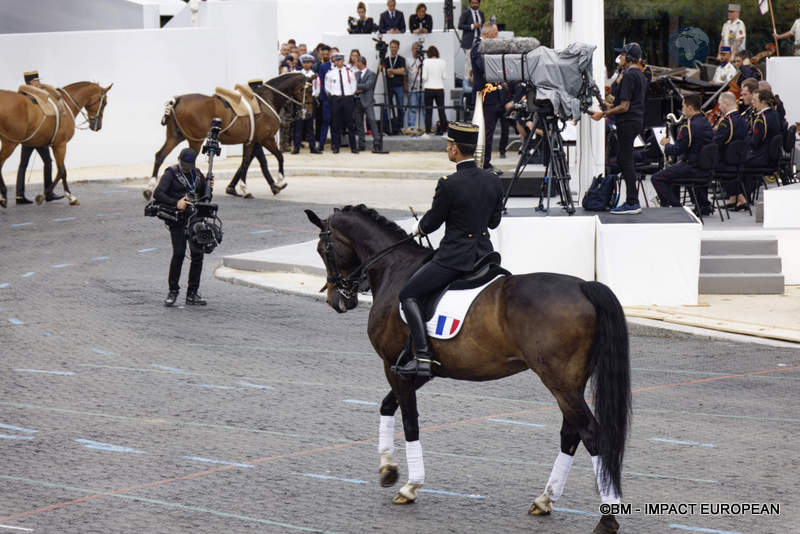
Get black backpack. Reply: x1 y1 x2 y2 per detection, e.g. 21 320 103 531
582 174 618 211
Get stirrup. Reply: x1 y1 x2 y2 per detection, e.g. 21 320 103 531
391 357 439 378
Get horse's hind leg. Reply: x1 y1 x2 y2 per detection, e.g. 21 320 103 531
51 144 78 206
0 139 19 208
147 119 185 200
261 136 287 190
378 390 400 487
530 415 581 516
228 143 256 198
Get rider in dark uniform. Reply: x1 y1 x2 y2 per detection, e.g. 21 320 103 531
393 122 504 378
652 95 713 210
16 71 63 205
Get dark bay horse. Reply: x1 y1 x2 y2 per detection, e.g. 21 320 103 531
305 205 631 534
0 81 111 207
145 72 313 199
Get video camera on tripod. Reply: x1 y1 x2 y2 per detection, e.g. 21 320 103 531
373 34 389 60
144 118 224 254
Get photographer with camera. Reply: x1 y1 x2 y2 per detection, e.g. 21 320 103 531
348 2 378 34
153 147 214 307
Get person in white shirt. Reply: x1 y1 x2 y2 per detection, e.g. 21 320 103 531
773 2 800 56
325 52 359 153
422 46 448 135
718 4 746 59
712 46 738 84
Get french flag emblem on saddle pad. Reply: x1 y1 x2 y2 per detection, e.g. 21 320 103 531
399 275 505 340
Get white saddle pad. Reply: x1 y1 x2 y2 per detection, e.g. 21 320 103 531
399 275 505 340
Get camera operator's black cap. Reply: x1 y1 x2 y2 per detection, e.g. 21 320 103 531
614 42 641 61
179 147 197 169
446 122 480 145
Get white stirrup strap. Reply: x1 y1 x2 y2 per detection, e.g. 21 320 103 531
241 97 255 144
48 96 60 145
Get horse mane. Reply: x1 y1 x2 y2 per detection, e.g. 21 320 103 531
264 72 306 90
338 204 421 246
62 81 93 90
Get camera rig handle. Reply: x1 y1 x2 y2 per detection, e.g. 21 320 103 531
200 117 222 202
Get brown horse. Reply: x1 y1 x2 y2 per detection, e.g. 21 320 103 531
145 72 313 199
0 81 111 207
305 205 631 534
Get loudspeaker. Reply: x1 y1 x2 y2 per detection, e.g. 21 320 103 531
565 0 573 22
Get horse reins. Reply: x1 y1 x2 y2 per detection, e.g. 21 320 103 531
257 75 314 120
320 222 414 299
59 86 108 131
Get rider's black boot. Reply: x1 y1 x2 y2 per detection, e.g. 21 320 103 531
392 298 436 378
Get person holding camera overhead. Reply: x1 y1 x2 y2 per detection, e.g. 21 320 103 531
153 148 213 307
409 3 433 34
348 2 378 34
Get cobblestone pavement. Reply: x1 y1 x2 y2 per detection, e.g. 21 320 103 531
1 183 799 534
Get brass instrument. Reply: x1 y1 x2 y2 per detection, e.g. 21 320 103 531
665 112 686 165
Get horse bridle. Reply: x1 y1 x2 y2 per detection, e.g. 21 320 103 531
260 77 314 119
319 222 414 300
59 86 108 130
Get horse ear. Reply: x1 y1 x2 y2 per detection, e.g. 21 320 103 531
104 83 113 92
305 209 324 229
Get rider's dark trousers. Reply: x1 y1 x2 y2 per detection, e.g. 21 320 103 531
399 260 462 302
17 145 53 198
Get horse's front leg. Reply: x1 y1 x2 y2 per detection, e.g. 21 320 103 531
0 139 19 208
51 144 77 205
378 389 400 488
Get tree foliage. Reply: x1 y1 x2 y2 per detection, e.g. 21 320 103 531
464 0 553 46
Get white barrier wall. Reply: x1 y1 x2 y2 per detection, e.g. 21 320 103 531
0 2 277 171
0 0 159 34
766 57 800 125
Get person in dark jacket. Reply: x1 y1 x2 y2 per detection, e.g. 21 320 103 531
458 0 484 78
652 95 714 210
393 122 504 378
745 88 782 169
378 0 405 33
348 2 378 34
153 148 213 307
409 3 433 34
470 22 508 172
713 92 749 210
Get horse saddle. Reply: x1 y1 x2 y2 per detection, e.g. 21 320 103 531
234 84 262 114
398 252 510 340
214 86 258 117
18 84 62 117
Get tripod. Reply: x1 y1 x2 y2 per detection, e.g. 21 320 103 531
502 103 575 216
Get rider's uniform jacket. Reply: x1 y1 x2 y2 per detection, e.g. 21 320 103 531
418 159 504 272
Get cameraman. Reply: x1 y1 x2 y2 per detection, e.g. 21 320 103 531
153 148 214 307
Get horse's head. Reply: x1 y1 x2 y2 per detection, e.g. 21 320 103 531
83 82 112 131
305 208 360 313
290 73 315 117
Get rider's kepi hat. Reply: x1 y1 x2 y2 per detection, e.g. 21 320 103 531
446 122 480 145
24 71 39 84
179 147 197 170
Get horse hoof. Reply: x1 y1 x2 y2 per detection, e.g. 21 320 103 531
35 194 45 206
0 198 6 209
592 515 620 534
226 186 241 197
143 189 152 200
392 492 415 505
529 492 552 516
68 197 79 206
379 464 399 488
271 183 287 195
243 193 254 199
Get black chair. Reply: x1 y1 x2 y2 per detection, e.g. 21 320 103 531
744 134 785 203
714 139 750 218
780 124 797 185
673 144 719 223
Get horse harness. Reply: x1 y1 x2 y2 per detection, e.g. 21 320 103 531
319 222 414 300
58 86 108 131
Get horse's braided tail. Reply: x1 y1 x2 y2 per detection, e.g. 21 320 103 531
580 280 631 498
160 97 177 126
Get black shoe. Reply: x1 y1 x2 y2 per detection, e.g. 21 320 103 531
16 196 33 205
393 357 432 378
351 149 360 154
332 148 340 154
358 146 366 152
499 152 507 159
310 147 322 154
291 148 300 154
700 205 714 216
372 148 389 154
164 290 179 307
225 186 241 197
724 202 737 210
185 292 207 306
734 203 748 211
391 298 437 378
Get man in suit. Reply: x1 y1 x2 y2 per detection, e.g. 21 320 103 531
354 56 386 153
379 0 406 34
458 0 484 80
713 92 748 210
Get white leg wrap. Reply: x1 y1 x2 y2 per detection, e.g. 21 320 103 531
405 440 425 485
592 455 620 505
147 177 157 190
544 452 575 501
237 181 249 195
378 415 395 455
275 172 285 186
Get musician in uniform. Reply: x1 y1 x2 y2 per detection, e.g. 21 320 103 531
758 81 786 124
293 55 322 154
718 4 746 59
713 92 749 210
470 21 507 172
712 46 738 84
325 52 358 154
733 50 761 84
745 89 782 169
652 95 714 212
15 71 62 205
393 122 503 378
153 148 213 307
773 2 800 56
738 78 759 130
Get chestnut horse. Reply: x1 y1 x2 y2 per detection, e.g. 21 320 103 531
0 81 111 207
145 72 313 199
305 205 631 534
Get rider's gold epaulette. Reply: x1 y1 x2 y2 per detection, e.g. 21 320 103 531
441 175 448 181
